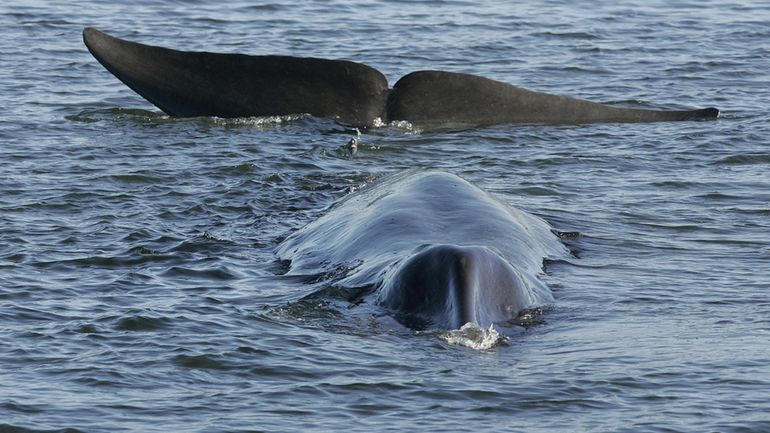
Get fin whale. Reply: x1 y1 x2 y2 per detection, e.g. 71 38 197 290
277 170 568 330
379 244 535 330
83 27 719 129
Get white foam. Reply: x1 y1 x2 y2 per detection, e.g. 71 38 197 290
372 117 420 132
209 113 308 127
439 322 508 350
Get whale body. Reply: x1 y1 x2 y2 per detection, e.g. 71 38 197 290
276 171 568 330
83 28 719 130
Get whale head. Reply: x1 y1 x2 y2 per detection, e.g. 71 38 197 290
377 244 534 330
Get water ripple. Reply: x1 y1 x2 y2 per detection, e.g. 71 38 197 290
2 0 770 431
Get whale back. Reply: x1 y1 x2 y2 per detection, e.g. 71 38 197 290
278 171 563 285
277 171 567 329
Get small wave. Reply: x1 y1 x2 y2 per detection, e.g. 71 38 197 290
65 107 167 124
172 354 232 370
540 65 613 75
512 186 562 196
652 180 698 189
1 401 44 414
439 323 508 350
107 173 166 184
718 206 770 216
161 265 238 281
32 251 180 269
695 192 742 201
114 315 172 332
215 162 258 175
169 232 236 254
66 108 308 128
712 153 770 166
534 31 601 40
0 424 86 433
242 4 284 12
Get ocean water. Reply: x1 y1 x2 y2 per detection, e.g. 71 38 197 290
2 1 769 432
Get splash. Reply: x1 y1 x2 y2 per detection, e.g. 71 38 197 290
371 117 420 132
208 114 308 127
439 322 508 350
66 108 308 128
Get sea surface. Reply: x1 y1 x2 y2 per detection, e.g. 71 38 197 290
2 1 769 432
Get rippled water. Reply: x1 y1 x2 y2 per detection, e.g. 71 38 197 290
2 1 769 432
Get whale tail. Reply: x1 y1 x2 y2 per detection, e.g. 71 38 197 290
386 70 719 127
378 244 532 330
82 27 388 127
83 28 719 129
675 107 720 120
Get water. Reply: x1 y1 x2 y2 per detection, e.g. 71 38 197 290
1 0 769 431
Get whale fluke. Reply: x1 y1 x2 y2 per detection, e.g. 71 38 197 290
387 70 719 127
82 27 388 126
83 28 719 129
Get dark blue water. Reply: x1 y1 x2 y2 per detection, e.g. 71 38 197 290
2 1 769 432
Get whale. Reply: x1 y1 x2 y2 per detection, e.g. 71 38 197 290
276 170 568 330
83 28 719 130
